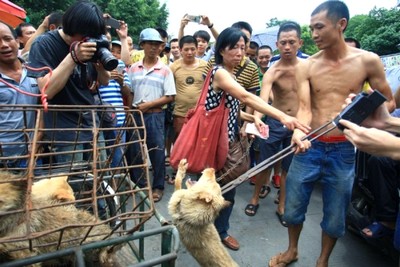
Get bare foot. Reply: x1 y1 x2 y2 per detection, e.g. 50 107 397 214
268 251 298 267
316 258 328 267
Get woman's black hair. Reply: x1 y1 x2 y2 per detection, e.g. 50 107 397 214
62 0 105 38
215 27 248 65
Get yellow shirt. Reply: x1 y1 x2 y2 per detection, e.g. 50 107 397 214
130 50 169 65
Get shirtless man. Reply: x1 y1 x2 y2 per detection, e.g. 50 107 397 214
269 2 395 267
245 22 304 228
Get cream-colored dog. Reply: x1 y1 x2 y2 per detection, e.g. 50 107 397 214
0 171 121 266
168 159 238 267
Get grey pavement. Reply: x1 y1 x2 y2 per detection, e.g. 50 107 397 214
141 167 398 267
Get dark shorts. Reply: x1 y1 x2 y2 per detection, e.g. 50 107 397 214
259 117 293 172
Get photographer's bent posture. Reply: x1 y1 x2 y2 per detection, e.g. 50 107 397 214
27 1 111 163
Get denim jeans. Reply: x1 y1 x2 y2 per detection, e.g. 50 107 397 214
214 187 236 239
103 129 126 168
128 112 165 190
284 140 355 238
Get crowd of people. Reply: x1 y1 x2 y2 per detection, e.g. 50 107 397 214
1 0 400 266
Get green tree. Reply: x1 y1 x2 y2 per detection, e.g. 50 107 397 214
346 8 400 55
13 0 168 44
300 25 318 56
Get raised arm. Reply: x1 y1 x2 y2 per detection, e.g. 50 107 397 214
213 68 309 133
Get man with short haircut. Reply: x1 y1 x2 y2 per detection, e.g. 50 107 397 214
170 35 208 138
0 22 40 169
256 45 273 76
15 22 36 50
246 41 259 63
245 22 304 230
169 38 181 62
127 28 176 202
269 2 395 266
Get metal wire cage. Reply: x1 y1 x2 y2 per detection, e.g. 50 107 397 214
0 104 155 264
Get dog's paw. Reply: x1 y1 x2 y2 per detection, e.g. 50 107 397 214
178 159 188 173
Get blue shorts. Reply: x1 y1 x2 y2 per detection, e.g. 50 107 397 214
259 117 293 172
283 140 355 238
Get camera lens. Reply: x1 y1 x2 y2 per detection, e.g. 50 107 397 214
97 48 118 71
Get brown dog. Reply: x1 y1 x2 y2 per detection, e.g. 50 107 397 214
168 159 238 267
0 171 121 266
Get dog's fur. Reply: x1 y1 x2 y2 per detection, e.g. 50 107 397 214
0 171 121 266
168 159 238 267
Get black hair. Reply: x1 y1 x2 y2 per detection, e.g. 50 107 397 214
311 0 349 32
15 22 34 37
155 27 168 40
344 37 361 48
249 41 259 50
48 11 63 29
257 45 273 55
169 38 178 45
179 35 197 49
277 21 301 40
215 27 248 65
62 1 105 38
231 21 253 35
0 22 17 39
193 30 210 43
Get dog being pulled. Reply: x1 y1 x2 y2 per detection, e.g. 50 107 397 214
168 159 238 267
0 171 121 266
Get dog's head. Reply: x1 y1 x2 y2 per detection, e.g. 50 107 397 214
33 176 75 202
168 167 230 226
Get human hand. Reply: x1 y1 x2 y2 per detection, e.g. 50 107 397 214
340 119 398 157
200 15 211 27
180 15 190 28
110 70 124 85
342 90 390 130
75 41 97 62
116 21 128 39
39 15 50 30
280 114 311 133
291 128 311 154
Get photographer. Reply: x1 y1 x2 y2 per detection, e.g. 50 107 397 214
28 1 111 164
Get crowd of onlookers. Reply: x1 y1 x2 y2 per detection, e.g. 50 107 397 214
2 1 400 266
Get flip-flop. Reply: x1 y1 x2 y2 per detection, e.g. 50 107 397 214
276 211 288 227
268 253 298 267
361 221 395 239
274 190 280 204
245 203 259 216
259 185 271 199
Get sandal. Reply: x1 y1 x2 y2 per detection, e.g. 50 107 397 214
361 221 395 239
152 189 164 203
276 211 288 227
164 174 170 181
167 173 176 185
259 185 271 199
245 203 259 216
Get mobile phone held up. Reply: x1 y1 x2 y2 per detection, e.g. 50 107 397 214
186 14 201 23
105 17 120 29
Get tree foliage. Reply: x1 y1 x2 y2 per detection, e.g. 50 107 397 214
13 0 168 44
346 7 400 56
300 25 318 56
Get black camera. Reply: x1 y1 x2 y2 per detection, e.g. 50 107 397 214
85 35 118 71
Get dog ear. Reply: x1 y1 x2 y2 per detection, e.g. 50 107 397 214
55 190 75 202
198 192 213 203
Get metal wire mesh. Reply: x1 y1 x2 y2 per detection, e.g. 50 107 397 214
0 104 154 259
